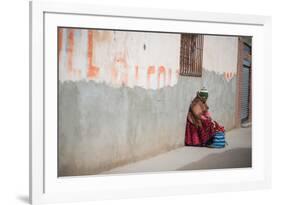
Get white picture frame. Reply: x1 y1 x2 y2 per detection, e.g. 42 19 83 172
30 0 272 204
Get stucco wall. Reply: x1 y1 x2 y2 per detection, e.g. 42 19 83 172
59 76 201 176
203 36 238 74
58 28 238 176
59 28 180 89
202 35 238 130
202 70 236 131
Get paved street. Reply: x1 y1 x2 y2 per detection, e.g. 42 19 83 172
102 127 251 174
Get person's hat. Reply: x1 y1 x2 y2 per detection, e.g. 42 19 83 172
197 87 208 100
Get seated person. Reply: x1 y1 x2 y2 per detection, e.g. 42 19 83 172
185 88 225 147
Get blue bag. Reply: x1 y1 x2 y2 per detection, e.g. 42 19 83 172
207 132 227 148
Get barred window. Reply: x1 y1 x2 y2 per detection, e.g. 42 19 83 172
180 34 204 77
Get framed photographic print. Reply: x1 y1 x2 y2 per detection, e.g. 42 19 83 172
30 0 271 204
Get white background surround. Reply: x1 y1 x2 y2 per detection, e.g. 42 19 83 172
39 1 268 203
0 0 280 205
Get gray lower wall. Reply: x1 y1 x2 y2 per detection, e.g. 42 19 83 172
58 69 236 176
202 70 236 131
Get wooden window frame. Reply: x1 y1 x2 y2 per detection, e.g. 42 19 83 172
179 34 204 77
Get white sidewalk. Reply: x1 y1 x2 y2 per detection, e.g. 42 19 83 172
102 127 252 174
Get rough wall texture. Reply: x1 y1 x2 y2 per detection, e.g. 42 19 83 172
59 70 236 176
58 29 239 176
203 36 238 74
59 28 180 89
59 76 201 176
202 70 237 131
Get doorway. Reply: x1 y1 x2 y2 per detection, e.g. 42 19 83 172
236 37 252 127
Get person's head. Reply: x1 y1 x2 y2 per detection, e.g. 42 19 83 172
197 87 208 103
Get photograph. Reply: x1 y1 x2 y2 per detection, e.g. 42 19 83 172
57 27 252 177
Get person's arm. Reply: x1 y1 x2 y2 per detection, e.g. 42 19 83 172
189 113 202 127
187 112 194 124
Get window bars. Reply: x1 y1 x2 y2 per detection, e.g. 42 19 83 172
180 34 204 77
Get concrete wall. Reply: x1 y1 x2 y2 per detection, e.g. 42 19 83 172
202 36 238 130
59 77 201 176
202 70 236 131
59 28 180 89
58 28 238 176
203 35 238 78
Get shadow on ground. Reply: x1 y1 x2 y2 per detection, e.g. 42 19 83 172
177 148 252 171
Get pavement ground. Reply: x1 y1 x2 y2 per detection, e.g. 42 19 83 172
102 127 252 174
